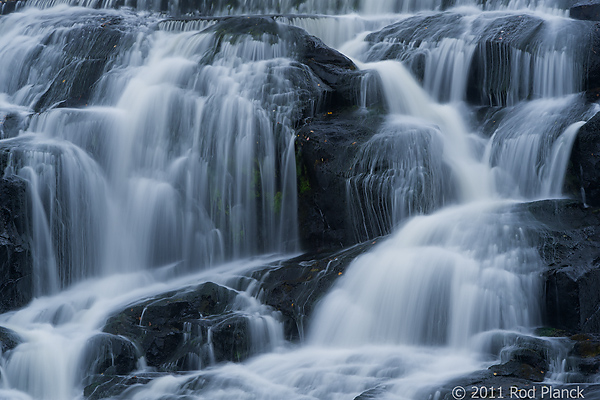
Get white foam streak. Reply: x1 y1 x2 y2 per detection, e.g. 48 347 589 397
361 60 491 202
311 202 542 348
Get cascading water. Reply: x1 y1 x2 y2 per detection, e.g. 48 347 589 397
0 0 598 399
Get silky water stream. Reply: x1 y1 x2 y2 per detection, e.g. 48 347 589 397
0 0 597 399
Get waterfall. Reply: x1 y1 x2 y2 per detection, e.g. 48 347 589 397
8 0 572 16
0 0 597 399
0 8 306 293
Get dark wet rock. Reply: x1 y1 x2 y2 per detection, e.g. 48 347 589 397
32 15 139 112
585 23 600 94
252 239 378 341
572 333 600 357
571 1 600 21
479 332 554 382
103 282 256 371
0 326 22 353
568 112 600 206
0 170 33 314
296 31 364 111
0 112 28 140
80 334 139 377
483 331 556 360
488 349 547 382
295 110 384 251
526 200 600 333
0 0 20 16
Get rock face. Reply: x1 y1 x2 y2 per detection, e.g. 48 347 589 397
526 200 600 334
0 171 32 314
295 111 384 251
585 22 600 96
571 1 600 21
568 112 600 206
103 281 251 371
0 325 22 353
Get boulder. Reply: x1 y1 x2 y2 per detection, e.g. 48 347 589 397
488 348 548 382
0 326 22 353
570 333 600 375
79 333 139 377
0 111 28 140
103 282 256 371
252 239 378 340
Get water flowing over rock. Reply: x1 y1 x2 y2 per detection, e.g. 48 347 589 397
1 0 600 399
103 282 255 370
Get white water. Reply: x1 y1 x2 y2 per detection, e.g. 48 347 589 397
0 1 597 400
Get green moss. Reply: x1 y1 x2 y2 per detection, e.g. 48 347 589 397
273 191 282 214
295 149 311 195
535 327 568 337
299 175 311 194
